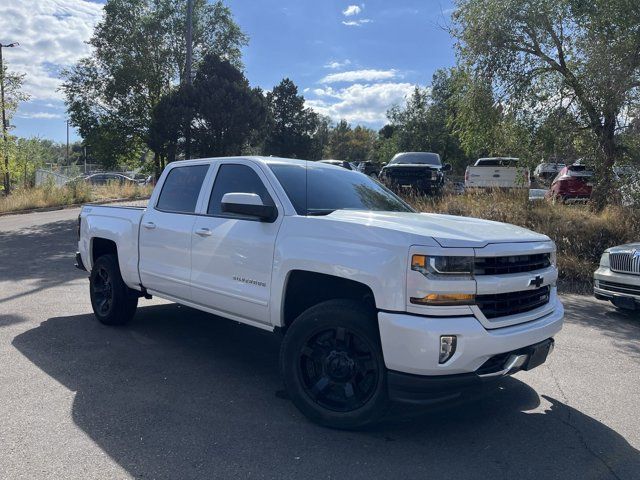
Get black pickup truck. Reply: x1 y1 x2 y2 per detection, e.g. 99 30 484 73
379 152 451 195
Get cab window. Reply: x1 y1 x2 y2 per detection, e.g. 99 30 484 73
156 165 209 213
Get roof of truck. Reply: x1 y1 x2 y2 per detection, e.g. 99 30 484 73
166 156 346 170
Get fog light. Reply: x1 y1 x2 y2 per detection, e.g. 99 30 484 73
439 335 457 364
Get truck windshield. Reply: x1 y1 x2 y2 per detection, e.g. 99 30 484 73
476 158 519 166
388 152 441 166
268 162 414 216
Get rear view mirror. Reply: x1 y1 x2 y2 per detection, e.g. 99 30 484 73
221 192 277 222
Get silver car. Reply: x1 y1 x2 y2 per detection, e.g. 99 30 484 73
594 244 640 311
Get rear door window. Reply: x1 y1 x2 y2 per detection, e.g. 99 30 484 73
156 165 209 213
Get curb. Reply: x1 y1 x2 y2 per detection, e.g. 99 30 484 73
0 197 150 218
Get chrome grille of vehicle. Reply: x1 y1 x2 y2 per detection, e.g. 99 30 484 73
476 286 551 319
610 252 640 275
475 253 551 275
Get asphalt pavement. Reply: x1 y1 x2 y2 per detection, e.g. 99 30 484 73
0 207 639 479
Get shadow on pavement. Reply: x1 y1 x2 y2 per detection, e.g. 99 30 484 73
13 303 640 480
0 219 84 303
0 314 26 328
562 295 640 357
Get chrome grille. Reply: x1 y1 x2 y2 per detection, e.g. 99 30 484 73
610 252 640 275
475 253 550 275
476 286 551 319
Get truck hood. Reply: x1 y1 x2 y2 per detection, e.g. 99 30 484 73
383 164 440 170
325 210 550 248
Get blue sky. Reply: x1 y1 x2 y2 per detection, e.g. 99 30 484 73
4 0 456 142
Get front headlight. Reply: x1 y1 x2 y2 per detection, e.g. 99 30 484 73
411 255 474 276
599 251 610 267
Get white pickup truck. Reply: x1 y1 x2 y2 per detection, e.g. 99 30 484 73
465 157 531 189
76 156 563 428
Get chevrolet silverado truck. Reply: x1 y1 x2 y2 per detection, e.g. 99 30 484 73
379 152 451 195
465 157 530 189
76 156 564 429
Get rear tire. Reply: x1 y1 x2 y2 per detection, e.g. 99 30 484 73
280 299 388 429
90 254 138 325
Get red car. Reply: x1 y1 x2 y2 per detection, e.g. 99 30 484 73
546 164 593 203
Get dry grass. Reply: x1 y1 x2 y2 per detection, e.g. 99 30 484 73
0 181 153 214
409 190 640 292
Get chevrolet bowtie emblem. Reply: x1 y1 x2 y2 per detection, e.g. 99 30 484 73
529 275 544 288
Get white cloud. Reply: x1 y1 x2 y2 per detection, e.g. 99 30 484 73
342 18 372 27
320 69 398 84
306 82 415 125
342 5 362 16
17 111 64 119
324 59 352 70
0 0 103 101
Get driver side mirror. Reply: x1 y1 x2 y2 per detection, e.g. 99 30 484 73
221 193 277 222
442 163 452 172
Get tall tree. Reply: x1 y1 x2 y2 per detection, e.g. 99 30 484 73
264 78 320 158
0 64 29 194
453 0 640 208
62 0 247 174
150 55 266 161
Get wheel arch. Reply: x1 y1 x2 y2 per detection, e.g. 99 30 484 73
280 270 377 330
91 237 118 265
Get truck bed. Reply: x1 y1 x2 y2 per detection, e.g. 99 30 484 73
79 203 146 288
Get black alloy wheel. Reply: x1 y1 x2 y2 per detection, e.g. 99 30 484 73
299 326 379 412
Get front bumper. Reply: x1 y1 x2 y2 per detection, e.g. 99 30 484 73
388 338 554 404
377 296 563 376
594 266 640 310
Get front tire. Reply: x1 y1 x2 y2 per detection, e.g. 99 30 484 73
280 300 388 429
90 254 138 325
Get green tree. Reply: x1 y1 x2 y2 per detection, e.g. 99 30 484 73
453 0 640 208
149 55 266 162
190 55 266 157
387 86 433 152
1 64 29 194
264 78 320 158
324 120 352 159
324 121 377 162
62 0 247 174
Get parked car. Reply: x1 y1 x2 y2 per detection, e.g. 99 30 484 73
546 164 593 203
534 162 565 183
356 161 382 178
76 156 563 429
594 244 640 310
464 157 530 189
529 188 548 202
379 152 451 194
318 159 354 170
84 173 139 186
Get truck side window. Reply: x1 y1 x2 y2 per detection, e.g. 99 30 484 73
156 165 209 213
208 164 274 216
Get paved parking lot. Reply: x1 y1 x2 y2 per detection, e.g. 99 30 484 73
1 208 639 479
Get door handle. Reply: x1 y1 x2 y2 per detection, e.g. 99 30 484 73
195 228 212 237
142 221 156 230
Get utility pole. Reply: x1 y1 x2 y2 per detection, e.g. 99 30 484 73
0 42 19 196
66 120 70 165
184 0 194 160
